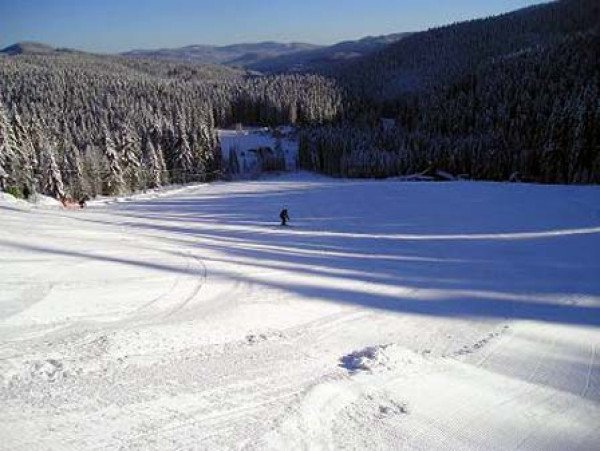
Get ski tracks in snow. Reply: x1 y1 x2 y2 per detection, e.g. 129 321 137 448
2 175 600 449
162 253 208 320
261 318 600 450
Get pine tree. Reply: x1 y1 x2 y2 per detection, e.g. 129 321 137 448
173 133 194 183
40 141 65 200
64 141 84 199
0 102 17 191
143 137 162 189
118 121 141 191
11 111 36 190
103 127 124 195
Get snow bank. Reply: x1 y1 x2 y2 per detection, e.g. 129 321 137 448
0 191 24 206
35 195 63 208
0 191 62 209
86 182 207 207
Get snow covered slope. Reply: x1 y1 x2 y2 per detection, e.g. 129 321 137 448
1 173 599 449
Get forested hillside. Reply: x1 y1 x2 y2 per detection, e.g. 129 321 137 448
336 0 599 99
0 53 343 198
300 0 600 183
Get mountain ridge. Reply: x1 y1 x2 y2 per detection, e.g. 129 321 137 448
246 33 412 73
2 33 413 73
121 41 319 67
118 33 411 71
1 41 60 55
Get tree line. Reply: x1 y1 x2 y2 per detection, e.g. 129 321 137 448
0 52 343 198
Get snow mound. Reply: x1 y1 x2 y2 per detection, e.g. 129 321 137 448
350 391 409 419
0 191 63 209
330 391 410 448
29 359 67 382
34 195 63 208
6 359 70 385
1 358 76 388
0 191 29 209
377 399 409 418
341 346 391 372
340 344 424 374
86 183 205 207
0 191 19 204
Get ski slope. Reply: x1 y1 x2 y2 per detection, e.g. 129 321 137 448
1 173 599 450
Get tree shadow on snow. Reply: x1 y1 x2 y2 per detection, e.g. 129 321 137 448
16 179 600 328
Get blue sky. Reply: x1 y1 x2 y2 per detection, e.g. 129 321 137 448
1 0 544 52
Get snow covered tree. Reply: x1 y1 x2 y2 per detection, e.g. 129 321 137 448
173 134 194 183
143 136 163 189
40 143 65 200
63 140 85 199
0 102 17 191
103 127 125 195
117 121 141 191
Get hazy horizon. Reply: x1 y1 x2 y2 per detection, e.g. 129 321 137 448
1 0 544 53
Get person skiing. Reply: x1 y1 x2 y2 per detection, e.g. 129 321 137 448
22 184 31 200
79 194 90 208
279 208 290 226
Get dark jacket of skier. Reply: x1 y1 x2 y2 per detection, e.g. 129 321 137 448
279 208 289 226
79 195 90 208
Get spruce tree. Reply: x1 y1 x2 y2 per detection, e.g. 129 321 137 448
103 127 125 195
0 102 17 191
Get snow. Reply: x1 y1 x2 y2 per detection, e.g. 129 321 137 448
0 191 63 210
1 173 599 449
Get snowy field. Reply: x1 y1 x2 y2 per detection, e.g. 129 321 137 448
1 173 600 450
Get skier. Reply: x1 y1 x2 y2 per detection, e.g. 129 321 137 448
22 184 31 200
79 194 90 208
279 208 290 226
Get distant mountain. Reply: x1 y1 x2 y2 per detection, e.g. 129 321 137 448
2 34 412 74
1 42 58 55
122 41 320 67
246 33 412 73
120 34 411 73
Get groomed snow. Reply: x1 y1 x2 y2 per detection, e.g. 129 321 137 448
1 172 599 449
